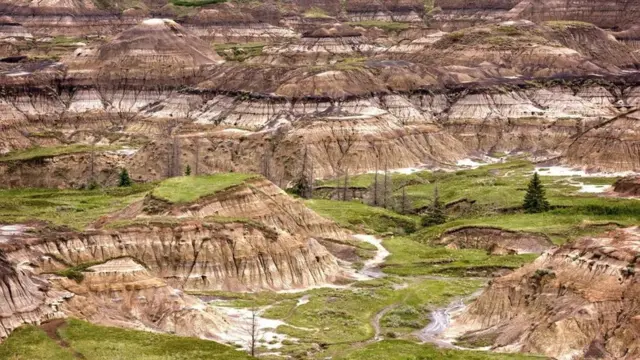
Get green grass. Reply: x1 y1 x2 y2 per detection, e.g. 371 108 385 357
54 261 102 282
57 319 252 359
0 145 119 162
345 21 410 32
151 173 256 204
0 319 252 360
214 43 265 62
0 325 76 360
0 184 152 230
170 0 227 6
264 277 482 347
340 340 543 359
383 236 537 277
304 6 332 18
305 199 418 235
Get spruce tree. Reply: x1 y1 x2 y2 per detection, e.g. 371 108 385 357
421 186 446 227
523 172 550 213
185 165 191 176
118 168 132 187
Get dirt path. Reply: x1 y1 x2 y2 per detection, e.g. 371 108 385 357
40 319 86 359
371 304 397 341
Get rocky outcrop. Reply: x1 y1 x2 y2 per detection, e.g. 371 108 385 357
54 257 230 339
3 179 350 291
0 249 68 340
450 228 640 360
613 176 640 197
0 149 130 189
6 221 343 292
562 110 640 172
437 226 553 254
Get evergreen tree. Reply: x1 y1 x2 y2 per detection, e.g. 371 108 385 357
523 172 550 213
185 164 191 176
421 186 446 227
118 168 132 187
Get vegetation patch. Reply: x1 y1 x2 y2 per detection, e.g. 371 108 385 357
305 199 418 235
383 236 536 277
304 7 332 18
151 173 257 204
0 325 75 360
0 145 120 163
345 21 410 32
170 0 227 7
0 184 153 230
214 43 265 62
339 340 542 359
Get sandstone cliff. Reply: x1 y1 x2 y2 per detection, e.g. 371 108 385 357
450 228 640 359
0 249 68 340
54 257 230 338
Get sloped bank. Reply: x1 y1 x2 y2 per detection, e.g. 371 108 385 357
447 228 640 359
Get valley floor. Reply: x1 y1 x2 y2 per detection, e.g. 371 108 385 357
1 158 638 359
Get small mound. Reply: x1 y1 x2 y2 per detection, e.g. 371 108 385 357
613 176 640 197
437 226 554 255
67 18 224 70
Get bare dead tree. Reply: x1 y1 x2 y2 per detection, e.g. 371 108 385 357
244 305 263 357
194 138 201 176
342 168 349 201
292 146 314 198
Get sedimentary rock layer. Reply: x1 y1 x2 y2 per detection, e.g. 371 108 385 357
451 228 640 360
54 257 230 338
0 250 68 340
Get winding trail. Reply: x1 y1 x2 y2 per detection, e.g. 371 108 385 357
372 305 397 342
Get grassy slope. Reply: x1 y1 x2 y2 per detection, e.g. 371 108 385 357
0 145 119 162
0 325 75 360
342 340 542 360
151 173 256 203
0 319 252 360
306 199 418 234
262 278 483 354
383 236 537 277
0 185 153 230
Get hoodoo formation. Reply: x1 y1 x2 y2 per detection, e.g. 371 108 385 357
1 0 640 359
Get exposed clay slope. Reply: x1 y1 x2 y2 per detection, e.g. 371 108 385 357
6 221 343 292
404 20 639 78
0 16 32 40
450 228 640 360
0 248 68 340
562 111 640 172
53 257 230 338
250 24 383 66
128 102 465 181
135 177 353 243
437 226 553 254
3 179 350 291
